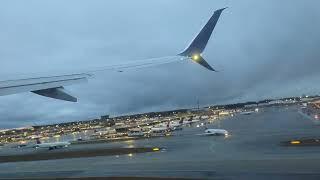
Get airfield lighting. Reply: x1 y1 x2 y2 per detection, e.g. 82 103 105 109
290 140 301 144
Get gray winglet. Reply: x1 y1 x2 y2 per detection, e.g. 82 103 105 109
191 54 216 71
179 8 226 71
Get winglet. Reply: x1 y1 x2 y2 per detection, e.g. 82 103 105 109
191 54 216 71
179 8 226 71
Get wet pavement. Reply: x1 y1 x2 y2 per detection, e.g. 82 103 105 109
1 105 320 179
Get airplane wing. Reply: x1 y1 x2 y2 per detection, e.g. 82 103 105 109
0 8 226 102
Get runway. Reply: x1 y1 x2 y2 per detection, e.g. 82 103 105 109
1 105 320 179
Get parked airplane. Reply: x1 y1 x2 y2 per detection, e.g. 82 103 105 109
168 121 182 128
240 111 255 115
93 129 116 136
34 138 70 150
150 124 170 132
149 126 169 135
0 8 226 102
197 128 229 136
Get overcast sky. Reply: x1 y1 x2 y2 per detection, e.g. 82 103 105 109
0 0 320 128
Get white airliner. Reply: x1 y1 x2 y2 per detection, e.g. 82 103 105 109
197 128 229 136
150 121 170 132
0 8 226 102
240 111 255 115
34 138 70 150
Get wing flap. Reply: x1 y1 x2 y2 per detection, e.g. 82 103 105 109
32 87 77 102
0 74 89 99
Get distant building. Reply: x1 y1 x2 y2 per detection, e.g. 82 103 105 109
219 111 230 116
268 100 284 105
244 104 258 108
101 115 110 120
258 102 269 107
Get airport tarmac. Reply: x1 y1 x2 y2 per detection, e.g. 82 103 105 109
1 105 320 179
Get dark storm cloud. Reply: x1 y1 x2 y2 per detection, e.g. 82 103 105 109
1 0 320 128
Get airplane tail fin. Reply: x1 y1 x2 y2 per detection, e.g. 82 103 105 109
179 8 227 71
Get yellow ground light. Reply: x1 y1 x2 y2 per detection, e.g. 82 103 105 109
290 140 301 144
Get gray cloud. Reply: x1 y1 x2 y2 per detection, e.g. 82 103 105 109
1 0 320 128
